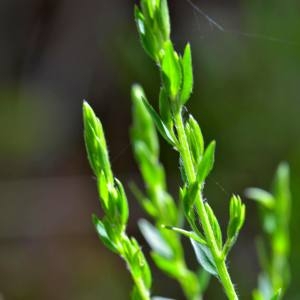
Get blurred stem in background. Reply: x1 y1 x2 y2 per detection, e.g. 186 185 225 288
246 163 291 300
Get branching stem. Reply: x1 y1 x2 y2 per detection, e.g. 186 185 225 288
174 109 238 300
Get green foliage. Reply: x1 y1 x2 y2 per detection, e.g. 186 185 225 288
82 1 291 299
131 83 204 300
132 86 176 146
134 0 170 62
133 1 246 299
179 43 193 104
161 41 182 101
246 163 291 300
83 101 152 300
223 195 246 256
196 141 216 184
190 239 218 277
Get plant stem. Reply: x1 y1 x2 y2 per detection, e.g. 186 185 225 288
179 271 203 300
134 277 151 300
174 109 238 300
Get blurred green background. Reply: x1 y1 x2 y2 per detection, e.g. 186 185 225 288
0 0 299 299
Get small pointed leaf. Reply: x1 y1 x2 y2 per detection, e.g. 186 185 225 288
162 225 206 245
180 43 193 104
196 141 216 183
183 181 200 215
161 41 182 100
141 97 176 145
205 203 222 249
92 215 117 253
114 178 129 227
190 239 218 277
159 87 172 127
134 6 159 61
138 219 173 258
156 0 170 40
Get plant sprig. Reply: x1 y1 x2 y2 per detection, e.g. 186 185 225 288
134 1 245 299
83 102 152 300
131 84 209 300
246 162 291 300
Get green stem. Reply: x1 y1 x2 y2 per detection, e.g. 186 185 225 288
133 277 151 300
154 188 202 300
134 277 150 300
174 110 238 300
179 271 203 300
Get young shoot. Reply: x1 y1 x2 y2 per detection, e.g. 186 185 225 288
134 0 246 299
83 102 152 300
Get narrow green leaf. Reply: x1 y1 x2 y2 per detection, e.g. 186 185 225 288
162 224 206 245
132 84 159 157
245 187 275 209
134 6 159 62
83 101 113 183
138 219 173 258
180 43 193 104
141 97 176 145
196 141 216 183
188 115 204 157
190 239 218 277
185 115 204 166
159 87 172 127
155 0 170 41
205 203 222 249
161 41 182 100
97 171 109 211
92 215 117 253
114 178 129 227
183 181 200 215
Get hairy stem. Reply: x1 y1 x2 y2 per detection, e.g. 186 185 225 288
174 109 238 300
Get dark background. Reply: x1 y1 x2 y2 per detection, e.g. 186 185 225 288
0 0 299 299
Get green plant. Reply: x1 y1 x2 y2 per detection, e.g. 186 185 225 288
132 0 245 299
246 163 291 300
83 102 152 300
83 0 245 299
131 84 209 300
